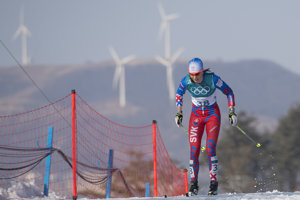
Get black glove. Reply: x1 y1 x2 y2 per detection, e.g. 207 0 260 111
229 107 237 126
175 111 183 127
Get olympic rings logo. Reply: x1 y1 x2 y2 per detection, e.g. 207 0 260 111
191 86 210 95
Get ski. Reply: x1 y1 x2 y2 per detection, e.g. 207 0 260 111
186 191 198 197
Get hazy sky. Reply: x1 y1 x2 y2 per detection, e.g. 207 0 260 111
1 0 300 74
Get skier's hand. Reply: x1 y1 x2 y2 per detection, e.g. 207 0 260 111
175 111 183 127
229 107 237 126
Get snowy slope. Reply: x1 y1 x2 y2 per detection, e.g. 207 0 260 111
145 191 300 200
18 191 300 200
1 182 300 200
67 191 300 200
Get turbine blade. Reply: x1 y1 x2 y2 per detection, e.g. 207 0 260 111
108 46 120 63
171 48 184 63
121 55 135 64
158 3 165 19
12 28 21 40
23 26 32 37
166 13 180 21
155 56 169 67
158 3 167 39
159 22 167 39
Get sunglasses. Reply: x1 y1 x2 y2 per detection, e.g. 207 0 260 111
189 72 201 76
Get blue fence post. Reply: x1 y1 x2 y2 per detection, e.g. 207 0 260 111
145 182 150 197
43 126 54 196
106 149 114 199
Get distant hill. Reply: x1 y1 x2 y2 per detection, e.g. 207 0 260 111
1 59 299 164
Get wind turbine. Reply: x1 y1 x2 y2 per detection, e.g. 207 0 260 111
156 48 184 100
109 46 135 108
157 3 183 101
158 3 179 59
13 6 31 66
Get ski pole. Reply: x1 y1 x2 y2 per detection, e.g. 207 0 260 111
179 124 206 152
235 125 261 148
180 124 189 134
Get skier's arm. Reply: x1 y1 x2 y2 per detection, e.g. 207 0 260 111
176 77 187 110
175 77 186 127
213 74 235 107
213 74 237 126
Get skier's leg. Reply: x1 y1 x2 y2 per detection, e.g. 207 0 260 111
188 112 205 184
205 104 221 195
205 105 221 182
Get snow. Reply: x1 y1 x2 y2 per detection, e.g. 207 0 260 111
109 191 300 200
1 182 300 200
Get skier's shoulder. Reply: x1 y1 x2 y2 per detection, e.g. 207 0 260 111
204 69 222 78
203 68 215 75
204 70 218 79
182 74 190 83
204 71 224 86
204 71 214 76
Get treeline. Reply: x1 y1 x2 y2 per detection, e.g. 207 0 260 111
217 104 300 193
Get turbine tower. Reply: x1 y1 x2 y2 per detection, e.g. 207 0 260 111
13 6 31 66
109 46 135 108
156 48 184 100
157 3 183 101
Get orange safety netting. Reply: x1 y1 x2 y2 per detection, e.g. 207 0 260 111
0 92 186 198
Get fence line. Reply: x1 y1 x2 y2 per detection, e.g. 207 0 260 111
0 91 186 199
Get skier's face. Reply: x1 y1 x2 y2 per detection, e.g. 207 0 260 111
190 72 203 83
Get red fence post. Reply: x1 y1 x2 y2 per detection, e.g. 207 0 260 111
152 120 157 197
72 90 77 200
184 169 188 194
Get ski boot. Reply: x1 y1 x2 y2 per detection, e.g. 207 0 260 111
186 181 198 197
208 180 218 195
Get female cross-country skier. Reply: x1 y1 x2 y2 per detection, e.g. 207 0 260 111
175 58 237 196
